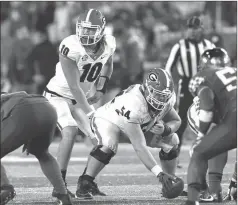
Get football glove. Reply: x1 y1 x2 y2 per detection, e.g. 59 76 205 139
158 172 184 199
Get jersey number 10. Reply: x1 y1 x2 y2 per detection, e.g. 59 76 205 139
216 67 237 92
80 63 103 82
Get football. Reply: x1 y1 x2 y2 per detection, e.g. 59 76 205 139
162 177 184 199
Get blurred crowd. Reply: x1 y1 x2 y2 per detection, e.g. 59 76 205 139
1 1 237 94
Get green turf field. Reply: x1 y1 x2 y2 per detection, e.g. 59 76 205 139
2 143 236 205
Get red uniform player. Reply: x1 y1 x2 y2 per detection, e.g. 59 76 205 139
182 48 237 205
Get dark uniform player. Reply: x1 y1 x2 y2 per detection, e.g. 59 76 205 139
1 92 72 205
182 48 237 205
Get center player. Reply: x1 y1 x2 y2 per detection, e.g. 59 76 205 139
76 68 182 198
44 8 116 198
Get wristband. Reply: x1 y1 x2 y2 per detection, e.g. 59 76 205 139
96 76 109 94
151 165 162 177
161 124 172 137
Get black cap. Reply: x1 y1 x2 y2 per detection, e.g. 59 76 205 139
187 16 203 29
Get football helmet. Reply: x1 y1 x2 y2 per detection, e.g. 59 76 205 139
199 47 231 71
76 9 106 45
143 68 174 111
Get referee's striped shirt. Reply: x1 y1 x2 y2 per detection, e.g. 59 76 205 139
165 38 215 78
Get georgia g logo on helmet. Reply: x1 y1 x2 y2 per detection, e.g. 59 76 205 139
148 73 158 82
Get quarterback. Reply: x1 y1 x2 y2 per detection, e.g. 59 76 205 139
44 8 116 197
76 68 184 198
182 48 237 205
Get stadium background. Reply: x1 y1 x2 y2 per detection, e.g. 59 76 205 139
1 1 237 142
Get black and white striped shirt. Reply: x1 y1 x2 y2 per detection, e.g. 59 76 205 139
165 38 215 78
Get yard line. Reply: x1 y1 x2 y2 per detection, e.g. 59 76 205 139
4 172 233 178
1 156 87 162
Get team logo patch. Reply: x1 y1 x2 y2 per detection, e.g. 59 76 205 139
82 55 88 61
149 73 158 82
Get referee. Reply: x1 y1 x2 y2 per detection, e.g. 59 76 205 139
165 16 215 158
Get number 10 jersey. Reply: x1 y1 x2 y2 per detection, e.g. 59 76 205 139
46 34 116 99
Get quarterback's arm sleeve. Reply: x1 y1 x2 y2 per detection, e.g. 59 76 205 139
162 107 181 134
197 86 215 134
124 122 161 174
96 55 113 93
165 43 180 74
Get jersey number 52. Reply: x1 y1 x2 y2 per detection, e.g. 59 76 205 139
216 67 237 92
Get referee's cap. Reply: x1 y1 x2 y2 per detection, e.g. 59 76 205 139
187 16 203 29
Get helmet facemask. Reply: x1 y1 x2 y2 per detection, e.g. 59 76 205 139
76 20 104 46
144 80 172 112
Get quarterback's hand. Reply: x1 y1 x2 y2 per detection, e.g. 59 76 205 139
150 121 164 135
87 91 104 105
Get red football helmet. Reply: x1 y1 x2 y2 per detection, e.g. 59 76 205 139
143 68 174 111
76 9 106 45
199 47 231 71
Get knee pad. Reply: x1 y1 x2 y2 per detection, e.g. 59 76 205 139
90 145 115 165
159 147 179 161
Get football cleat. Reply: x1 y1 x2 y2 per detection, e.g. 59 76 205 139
76 176 106 199
0 184 16 205
55 193 72 205
223 180 237 201
52 182 75 199
199 190 223 203
181 200 200 205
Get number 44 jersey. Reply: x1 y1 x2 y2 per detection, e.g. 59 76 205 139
189 66 237 119
47 34 116 99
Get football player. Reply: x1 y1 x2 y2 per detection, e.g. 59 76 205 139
182 48 237 205
1 91 72 205
188 99 228 202
223 161 237 201
186 48 233 203
76 68 183 198
44 8 116 198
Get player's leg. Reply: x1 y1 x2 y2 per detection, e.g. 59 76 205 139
43 92 77 197
186 114 237 204
0 164 16 205
208 152 228 197
0 103 35 204
224 160 237 201
25 99 72 205
76 117 119 198
147 133 180 175
56 126 78 180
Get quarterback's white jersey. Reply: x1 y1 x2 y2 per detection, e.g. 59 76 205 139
94 84 176 134
46 34 116 99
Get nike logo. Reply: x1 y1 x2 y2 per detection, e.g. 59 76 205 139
200 195 214 202
101 54 107 59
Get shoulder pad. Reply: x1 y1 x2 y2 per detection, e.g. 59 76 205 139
104 35 116 54
59 35 82 61
123 94 146 124
189 75 205 96
169 92 176 108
